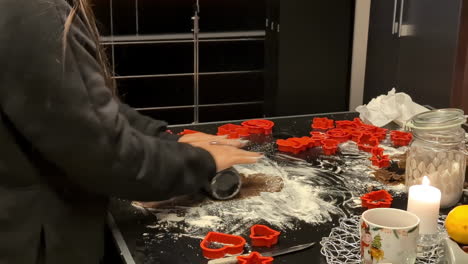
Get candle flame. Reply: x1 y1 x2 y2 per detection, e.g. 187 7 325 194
422 176 430 186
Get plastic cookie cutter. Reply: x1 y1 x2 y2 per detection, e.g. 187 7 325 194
276 139 304 154
390 130 413 147
178 129 200 135
309 132 328 147
217 124 250 139
237 252 274 264
250 225 281 248
360 190 393 209
311 117 335 130
353 117 364 126
290 137 312 151
326 128 350 143
371 147 384 157
357 133 380 153
321 139 339 155
335 120 357 130
367 127 388 142
200 232 246 259
370 154 391 168
242 119 275 135
349 130 363 142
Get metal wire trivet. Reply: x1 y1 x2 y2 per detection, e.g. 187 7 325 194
320 215 447 264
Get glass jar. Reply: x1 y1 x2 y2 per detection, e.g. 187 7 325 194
405 109 467 208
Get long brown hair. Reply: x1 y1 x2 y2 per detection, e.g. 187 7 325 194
63 0 116 95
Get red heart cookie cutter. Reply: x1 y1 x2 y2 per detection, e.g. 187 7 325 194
250 225 281 248
200 232 246 259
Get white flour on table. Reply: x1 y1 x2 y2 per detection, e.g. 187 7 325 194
142 143 407 237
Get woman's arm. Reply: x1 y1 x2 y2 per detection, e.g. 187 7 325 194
118 103 180 141
0 0 215 201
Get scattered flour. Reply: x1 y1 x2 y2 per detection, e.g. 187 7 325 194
140 142 409 237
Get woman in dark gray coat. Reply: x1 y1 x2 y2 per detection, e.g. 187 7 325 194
0 0 261 263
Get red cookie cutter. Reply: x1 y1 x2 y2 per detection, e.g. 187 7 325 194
371 147 384 157
200 232 246 259
322 139 339 155
357 133 380 153
359 124 379 133
250 225 281 248
360 190 393 209
217 124 250 139
237 252 274 264
326 128 350 143
242 119 275 135
390 131 413 147
372 128 388 142
370 155 391 168
353 118 365 126
349 131 363 142
310 132 328 147
178 129 201 135
312 117 335 130
335 120 357 130
276 138 306 154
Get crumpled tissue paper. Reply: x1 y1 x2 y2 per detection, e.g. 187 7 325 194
356 88 429 127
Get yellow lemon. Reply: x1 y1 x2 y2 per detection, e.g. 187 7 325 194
445 205 468 244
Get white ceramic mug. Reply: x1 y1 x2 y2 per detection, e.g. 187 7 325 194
360 208 420 264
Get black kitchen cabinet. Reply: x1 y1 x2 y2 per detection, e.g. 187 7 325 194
264 0 355 116
364 0 463 108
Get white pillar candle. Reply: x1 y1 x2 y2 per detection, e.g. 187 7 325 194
407 176 441 234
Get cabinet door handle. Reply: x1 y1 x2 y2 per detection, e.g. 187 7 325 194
398 0 405 37
392 0 399 34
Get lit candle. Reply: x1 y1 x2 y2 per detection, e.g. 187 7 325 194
407 176 441 234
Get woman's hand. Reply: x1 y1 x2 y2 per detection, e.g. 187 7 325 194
188 140 261 172
179 132 248 148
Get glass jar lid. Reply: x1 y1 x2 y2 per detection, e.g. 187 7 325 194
406 108 467 130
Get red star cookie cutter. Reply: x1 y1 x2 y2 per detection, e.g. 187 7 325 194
250 225 281 248
360 190 393 209
237 252 274 264
217 124 250 139
200 232 246 259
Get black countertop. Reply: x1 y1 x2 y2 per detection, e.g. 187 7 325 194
108 111 467 264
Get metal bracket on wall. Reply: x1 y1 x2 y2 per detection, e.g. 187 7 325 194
192 0 200 123
393 0 416 37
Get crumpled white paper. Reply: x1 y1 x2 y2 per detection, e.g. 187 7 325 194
355 88 429 127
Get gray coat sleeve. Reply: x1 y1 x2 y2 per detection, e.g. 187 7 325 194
0 0 215 201
118 103 180 141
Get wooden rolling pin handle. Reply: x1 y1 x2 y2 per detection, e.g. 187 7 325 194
207 256 238 264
